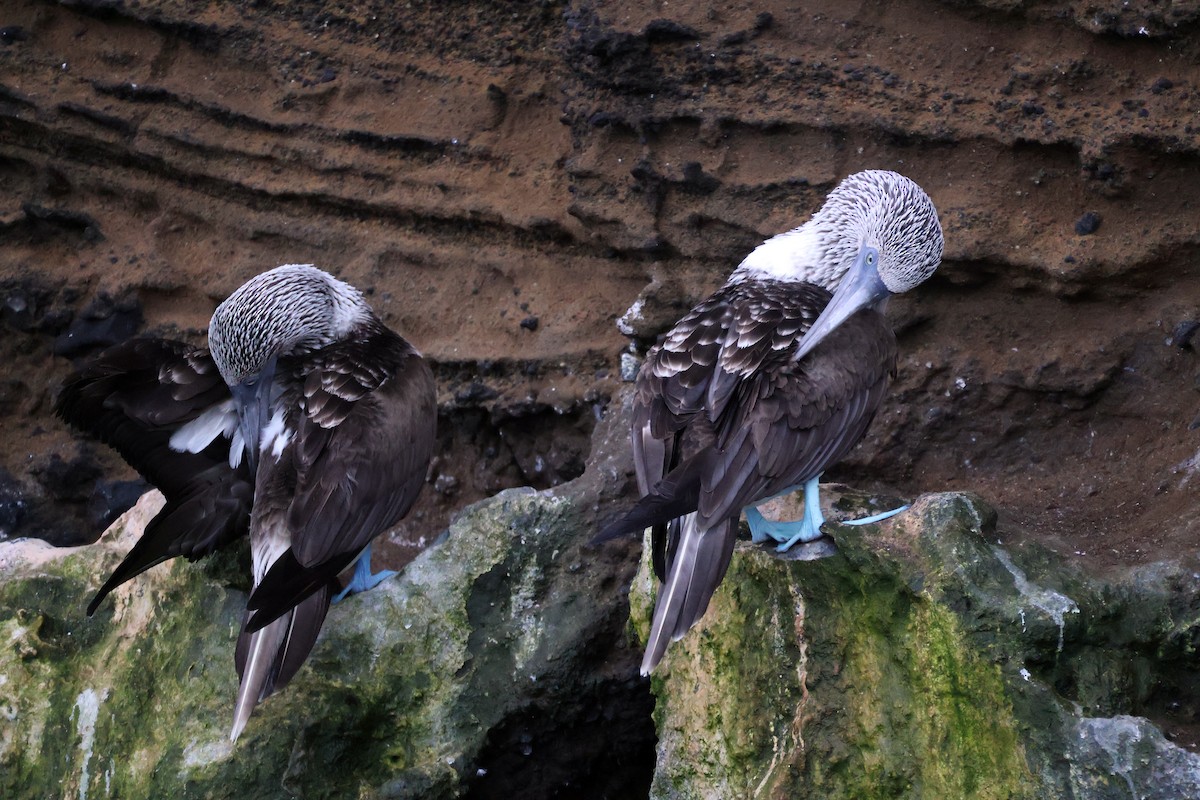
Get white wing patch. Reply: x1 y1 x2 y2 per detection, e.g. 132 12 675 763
229 428 245 470
259 407 293 463
169 399 238 453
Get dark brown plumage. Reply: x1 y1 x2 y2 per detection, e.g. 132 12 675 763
54 338 254 615
598 282 896 669
596 170 944 673
55 264 437 740
242 326 435 633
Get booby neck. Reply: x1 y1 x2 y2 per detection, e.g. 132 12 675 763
726 225 843 288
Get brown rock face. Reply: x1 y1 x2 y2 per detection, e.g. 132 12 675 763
3 0 1200 574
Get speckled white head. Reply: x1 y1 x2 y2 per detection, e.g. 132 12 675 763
729 170 944 293
208 264 373 386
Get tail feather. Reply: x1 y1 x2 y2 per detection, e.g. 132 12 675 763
244 548 354 633
230 584 331 741
87 475 252 615
272 584 333 690
592 457 706 544
641 514 737 675
673 518 736 641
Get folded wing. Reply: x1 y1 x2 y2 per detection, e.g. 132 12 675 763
54 337 253 614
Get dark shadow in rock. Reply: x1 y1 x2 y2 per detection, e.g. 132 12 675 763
464 673 656 800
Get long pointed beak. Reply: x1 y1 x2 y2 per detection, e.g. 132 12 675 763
230 354 278 476
794 245 890 362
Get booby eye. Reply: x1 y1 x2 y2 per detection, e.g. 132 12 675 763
865 249 878 266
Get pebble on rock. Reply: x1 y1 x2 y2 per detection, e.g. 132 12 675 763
1074 212 1102 235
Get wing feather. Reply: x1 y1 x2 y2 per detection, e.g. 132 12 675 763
54 337 253 614
610 278 899 671
245 328 437 630
619 279 897 533
290 337 435 565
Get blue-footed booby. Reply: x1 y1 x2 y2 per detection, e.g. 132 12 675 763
596 170 944 674
55 264 437 740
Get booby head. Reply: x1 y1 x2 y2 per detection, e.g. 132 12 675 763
732 170 943 361
207 264 374 472
208 264 373 387
730 170 943 291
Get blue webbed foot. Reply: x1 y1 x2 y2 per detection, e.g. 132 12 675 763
333 543 397 604
746 507 825 550
744 478 907 553
744 476 827 552
840 504 909 526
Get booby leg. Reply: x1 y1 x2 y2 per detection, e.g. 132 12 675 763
745 476 827 551
332 543 396 603
745 476 909 552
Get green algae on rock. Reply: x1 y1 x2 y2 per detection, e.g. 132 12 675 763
0 492 245 799
7 396 1200 798
634 490 1200 799
0 479 650 799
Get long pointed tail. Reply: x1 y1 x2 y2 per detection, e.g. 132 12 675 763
641 514 736 675
230 584 331 741
87 476 253 616
592 457 706 545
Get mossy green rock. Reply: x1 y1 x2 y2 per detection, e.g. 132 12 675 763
634 490 1200 799
0 474 647 799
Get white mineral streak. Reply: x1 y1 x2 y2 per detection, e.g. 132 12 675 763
73 688 106 800
182 737 234 770
616 297 646 336
754 584 809 798
992 547 1079 653
1075 716 1142 800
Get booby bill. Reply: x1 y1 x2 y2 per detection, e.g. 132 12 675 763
56 264 437 740
595 170 944 674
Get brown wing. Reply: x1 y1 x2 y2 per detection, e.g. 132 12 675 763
636 292 733 441
289 332 436 565
625 293 732 577
612 280 897 675
615 280 896 532
245 326 437 630
54 337 254 614
55 337 232 494
696 301 896 526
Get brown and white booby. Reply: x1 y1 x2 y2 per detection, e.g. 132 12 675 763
56 264 437 740
595 170 944 674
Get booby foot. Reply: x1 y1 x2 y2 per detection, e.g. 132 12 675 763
840 504 908 526
745 476 828 552
333 544 396 604
745 506 826 550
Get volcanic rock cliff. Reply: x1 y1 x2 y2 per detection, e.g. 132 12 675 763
3 0 1199 565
